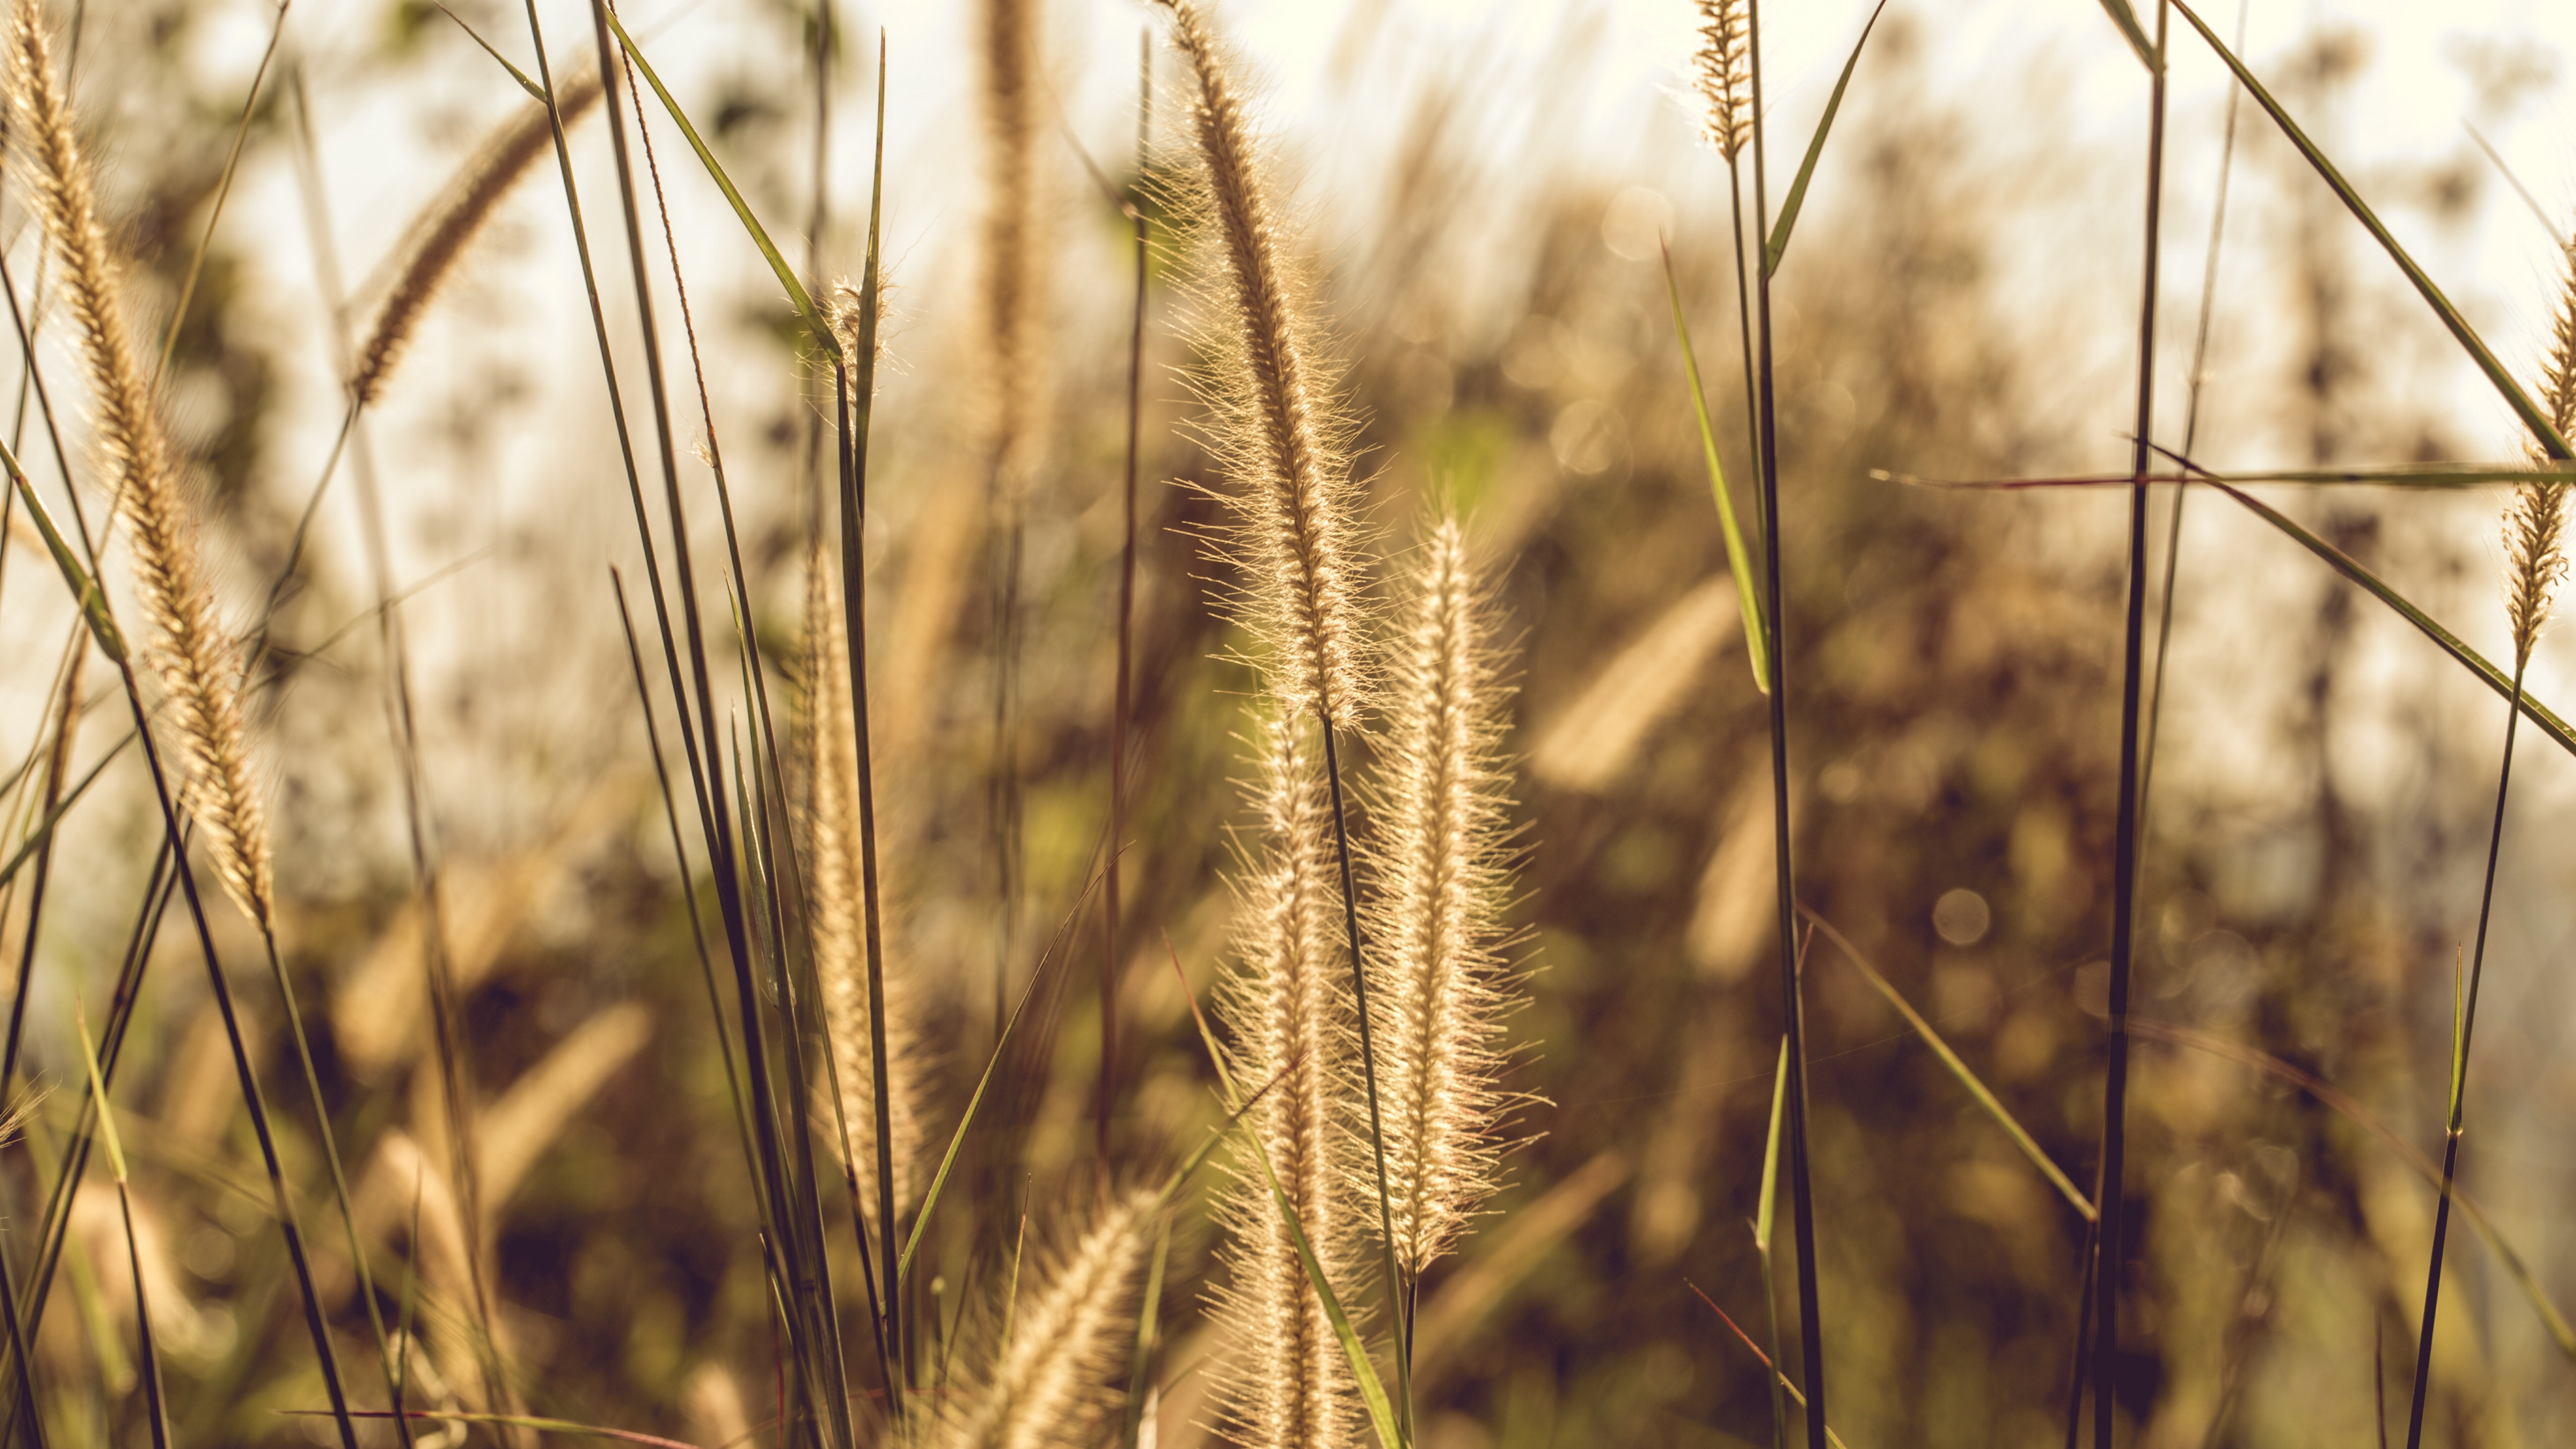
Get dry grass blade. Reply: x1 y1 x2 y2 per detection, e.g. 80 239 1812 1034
1681 1282 1852 1449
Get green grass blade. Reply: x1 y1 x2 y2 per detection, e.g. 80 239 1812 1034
2208 479 2576 758
0 734 133 892
597 8 837 360
1660 242 1768 692
2171 0 2570 460
1805 912 2096 1222
1761 0 1888 279
1755 1036 1787 1251
2092 0 2157 70
1120 1220 1171 1449
2 440 127 663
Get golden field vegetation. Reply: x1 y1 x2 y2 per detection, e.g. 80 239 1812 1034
4 0 2576 1445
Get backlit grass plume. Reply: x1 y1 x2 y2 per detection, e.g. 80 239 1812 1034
9 0 271 927
802 542 924 1233
352 69 605 408
978 0 1049 499
927 1189 1155 1449
2507 234 2576 669
1212 713 1363 1448
1154 0 1370 728
1364 516 1521 1277
1692 0 1753 162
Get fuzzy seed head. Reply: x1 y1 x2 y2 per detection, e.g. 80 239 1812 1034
2508 234 2576 669
980 0 1051 503
1154 0 1371 729
1210 711 1363 1449
927 1190 1157 1449
10 0 270 927
354 72 605 408
1693 0 1754 163
801 543 924 1233
1364 516 1522 1274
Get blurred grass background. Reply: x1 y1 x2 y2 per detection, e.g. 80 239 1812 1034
7 0 2576 1443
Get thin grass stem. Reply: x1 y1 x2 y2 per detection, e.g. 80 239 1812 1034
2402 665 2527 1447
1100 23 1151 1189
1743 5 1827 1441
2094 7 2168 1444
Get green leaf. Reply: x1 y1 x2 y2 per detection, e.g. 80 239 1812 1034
1762 0 1889 278
1754 1037 1787 1252
1 439 128 664
2172 0 2571 460
2093 0 2158 71
598 8 838 361
1805 913 2096 1221
1659 243 1768 693
2208 479 2576 759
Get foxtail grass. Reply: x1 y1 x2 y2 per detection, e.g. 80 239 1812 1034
9 0 270 932
1364 516 1519 1285
1211 713 1365 1449
2401 233 2576 1449
802 543 927 1238
352 69 606 407
927 1190 1156 1449
1154 5 1410 1434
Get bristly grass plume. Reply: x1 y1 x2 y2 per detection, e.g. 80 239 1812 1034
2507 233 2576 670
1153 0 1370 729
353 70 606 408
1365 516 1523 1278
802 542 925 1236
9 0 271 928
928 1189 1156 1449
1212 713 1362 1449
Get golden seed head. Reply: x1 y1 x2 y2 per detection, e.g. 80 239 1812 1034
1693 0 1754 164
1154 0 1372 729
10 0 270 927
1364 515 1523 1274
928 1190 1157 1449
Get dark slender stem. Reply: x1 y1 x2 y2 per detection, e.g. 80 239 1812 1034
1100 29 1150 1183
2404 662 2525 1447
1724 159 1761 513
1320 722 1413 1439
2096 10 2167 1446
116 1182 171 1449
2062 1160 2105 1449
1745 4 1827 1442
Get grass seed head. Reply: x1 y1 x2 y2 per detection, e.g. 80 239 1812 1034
353 71 604 408
1693 0 1754 163
1153 0 1373 729
927 1189 1157 1449
1363 514 1524 1275
9 0 271 927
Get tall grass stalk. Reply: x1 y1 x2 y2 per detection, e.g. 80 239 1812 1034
1742 2 1827 1440
2402 248 2575 1443
1152 0 1410 1433
2092 5 2167 1443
